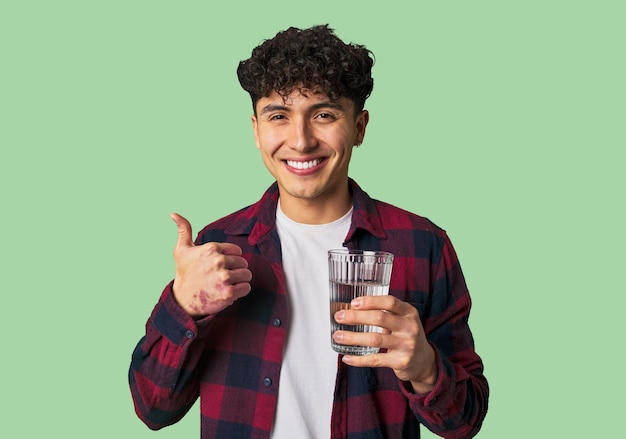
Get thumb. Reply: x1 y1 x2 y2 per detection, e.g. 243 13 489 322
170 212 194 249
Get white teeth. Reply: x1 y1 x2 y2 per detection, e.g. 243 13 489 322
286 159 322 169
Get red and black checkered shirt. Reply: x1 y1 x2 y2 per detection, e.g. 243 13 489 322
129 180 488 438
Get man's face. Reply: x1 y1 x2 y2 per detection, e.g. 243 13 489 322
251 88 368 221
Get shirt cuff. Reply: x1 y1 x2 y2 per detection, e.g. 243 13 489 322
151 282 213 345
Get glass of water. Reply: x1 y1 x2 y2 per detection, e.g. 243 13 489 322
328 249 394 355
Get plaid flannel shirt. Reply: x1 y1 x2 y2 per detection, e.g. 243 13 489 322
129 179 488 438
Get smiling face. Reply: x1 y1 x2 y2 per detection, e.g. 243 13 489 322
252 88 369 224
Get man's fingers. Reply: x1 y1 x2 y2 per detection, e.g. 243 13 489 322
351 295 415 316
170 214 249 274
335 296 420 333
229 267 253 284
336 309 403 333
216 242 244 256
171 212 194 249
223 255 250 271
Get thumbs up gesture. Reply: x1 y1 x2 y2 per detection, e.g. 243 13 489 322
170 213 253 317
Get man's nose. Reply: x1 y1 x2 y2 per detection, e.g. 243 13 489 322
287 119 318 151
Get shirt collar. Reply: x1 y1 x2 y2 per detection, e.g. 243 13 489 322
224 178 387 245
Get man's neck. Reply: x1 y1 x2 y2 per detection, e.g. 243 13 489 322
278 193 352 225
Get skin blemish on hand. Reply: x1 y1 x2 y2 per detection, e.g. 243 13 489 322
189 290 211 314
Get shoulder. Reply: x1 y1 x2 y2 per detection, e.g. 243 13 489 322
368 199 454 267
193 205 255 244
373 199 446 237
193 183 279 245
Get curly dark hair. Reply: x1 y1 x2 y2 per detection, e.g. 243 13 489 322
237 25 374 115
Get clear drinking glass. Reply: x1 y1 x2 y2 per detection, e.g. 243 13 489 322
328 249 394 355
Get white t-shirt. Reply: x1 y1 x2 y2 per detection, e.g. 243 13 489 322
271 201 352 439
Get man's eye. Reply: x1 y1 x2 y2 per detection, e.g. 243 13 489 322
317 113 335 120
270 114 286 121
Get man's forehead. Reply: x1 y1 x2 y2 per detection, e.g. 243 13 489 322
257 88 352 111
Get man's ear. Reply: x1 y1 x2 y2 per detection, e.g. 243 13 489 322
355 109 369 145
251 115 260 149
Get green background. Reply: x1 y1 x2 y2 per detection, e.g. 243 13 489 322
1 1 624 437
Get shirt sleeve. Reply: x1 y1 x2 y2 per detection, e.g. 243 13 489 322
128 282 213 430
401 232 489 439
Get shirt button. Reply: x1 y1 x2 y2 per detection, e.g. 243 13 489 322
184 330 195 339
263 377 272 387
272 318 281 327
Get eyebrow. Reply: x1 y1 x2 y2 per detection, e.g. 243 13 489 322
259 101 347 115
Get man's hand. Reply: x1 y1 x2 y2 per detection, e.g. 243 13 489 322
333 295 438 394
170 213 253 318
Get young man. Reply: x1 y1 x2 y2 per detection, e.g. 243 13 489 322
129 25 488 438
